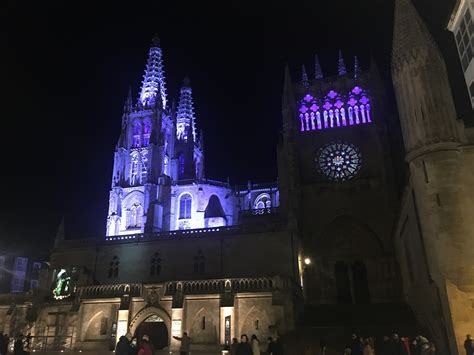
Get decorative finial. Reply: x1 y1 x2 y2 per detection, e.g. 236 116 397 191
152 34 160 46
183 76 191 87
354 56 361 80
314 54 323 80
301 65 309 88
338 50 347 76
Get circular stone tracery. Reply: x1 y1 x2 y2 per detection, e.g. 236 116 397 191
316 142 362 181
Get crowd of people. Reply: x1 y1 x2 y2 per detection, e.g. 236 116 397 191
0 333 32 355
116 333 155 355
340 333 436 355
226 334 284 355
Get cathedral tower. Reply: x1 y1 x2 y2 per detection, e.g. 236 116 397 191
106 37 174 236
392 0 474 353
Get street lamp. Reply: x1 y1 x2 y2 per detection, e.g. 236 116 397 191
304 257 311 266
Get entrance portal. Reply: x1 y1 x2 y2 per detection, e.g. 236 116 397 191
134 315 169 350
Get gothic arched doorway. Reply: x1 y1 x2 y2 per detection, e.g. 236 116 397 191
134 315 169 350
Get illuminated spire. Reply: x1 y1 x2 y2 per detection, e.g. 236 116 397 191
138 34 167 109
124 86 133 113
176 76 197 142
337 50 347 76
354 56 361 80
314 54 323 79
301 65 309 88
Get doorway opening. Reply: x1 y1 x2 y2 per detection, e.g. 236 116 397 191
134 315 169 350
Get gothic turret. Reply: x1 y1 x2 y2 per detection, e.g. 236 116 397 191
301 65 309 88
391 0 462 155
173 77 204 180
314 54 323 80
337 50 347 76
138 35 168 109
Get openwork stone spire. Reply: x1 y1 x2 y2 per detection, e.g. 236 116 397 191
337 50 347 76
301 65 309 88
354 56 361 80
176 76 197 142
138 35 167 109
314 54 323 80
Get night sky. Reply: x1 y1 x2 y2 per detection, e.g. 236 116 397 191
3 0 469 254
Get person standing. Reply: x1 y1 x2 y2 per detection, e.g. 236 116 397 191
465 335 474 355
137 336 152 355
351 334 362 355
363 338 374 355
115 336 132 355
230 338 239 355
0 333 6 355
236 334 252 355
250 335 260 355
173 332 191 355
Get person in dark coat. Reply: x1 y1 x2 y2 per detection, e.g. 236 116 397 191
13 335 23 355
272 336 284 355
465 335 474 355
0 332 7 355
116 336 132 355
236 334 252 355
351 334 362 355
267 337 275 355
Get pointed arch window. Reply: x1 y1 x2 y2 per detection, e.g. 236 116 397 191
254 193 271 209
108 256 119 278
150 252 161 276
127 203 142 229
133 123 141 148
130 153 139 185
179 194 192 220
143 122 151 146
194 250 205 274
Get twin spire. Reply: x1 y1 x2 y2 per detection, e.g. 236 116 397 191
300 51 361 87
138 35 168 109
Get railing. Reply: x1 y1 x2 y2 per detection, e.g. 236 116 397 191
173 178 230 187
105 225 241 242
165 276 277 296
0 292 34 305
239 207 279 217
76 283 141 299
235 181 278 192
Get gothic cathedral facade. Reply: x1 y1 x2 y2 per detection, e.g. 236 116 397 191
1 0 474 354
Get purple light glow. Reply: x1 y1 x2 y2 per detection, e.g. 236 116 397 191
352 86 362 95
298 85 372 132
310 104 319 111
347 97 358 106
359 96 369 105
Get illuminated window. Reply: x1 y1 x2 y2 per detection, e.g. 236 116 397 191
179 194 192 219
132 123 141 148
455 9 474 72
254 193 271 209
316 142 362 181
143 122 151 146
130 153 139 185
194 250 205 274
127 203 142 228
108 256 119 278
150 252 161 276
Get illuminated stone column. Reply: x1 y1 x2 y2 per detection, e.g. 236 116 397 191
170 308 183 350
219 306 234 346
116 309 129 345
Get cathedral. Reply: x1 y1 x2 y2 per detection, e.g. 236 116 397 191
1 0 474 354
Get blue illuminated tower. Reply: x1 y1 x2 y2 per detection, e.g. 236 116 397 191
138 35 168 109
106 36 174 236
173 77 204 181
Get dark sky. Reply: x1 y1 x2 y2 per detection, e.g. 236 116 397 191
2 0 468 253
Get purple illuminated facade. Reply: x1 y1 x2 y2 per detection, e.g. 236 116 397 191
106 38 279 236
298 86 372 132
